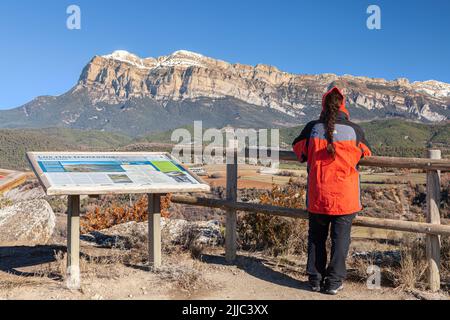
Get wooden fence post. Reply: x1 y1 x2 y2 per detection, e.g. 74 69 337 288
225 142 238 262
148 193 163 269
426 149 441 292
67 195 81 290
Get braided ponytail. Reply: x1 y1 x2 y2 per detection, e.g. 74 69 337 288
320 91 343 159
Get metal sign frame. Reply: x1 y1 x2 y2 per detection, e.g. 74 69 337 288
26 151 210 195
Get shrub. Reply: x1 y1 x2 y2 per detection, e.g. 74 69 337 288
275 170 298 177
81 194 172 233
440 236 450 287
386 236 428 290
238 181 308 257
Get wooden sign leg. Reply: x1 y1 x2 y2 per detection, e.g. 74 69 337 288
67 195 81 290
148 193 162 269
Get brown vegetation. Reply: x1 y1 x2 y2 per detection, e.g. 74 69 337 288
275 170 299 177
238 179 308 257
81 194 172 233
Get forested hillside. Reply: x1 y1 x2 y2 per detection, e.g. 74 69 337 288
280 120 450 158
0 128 131 170
0 120 448 170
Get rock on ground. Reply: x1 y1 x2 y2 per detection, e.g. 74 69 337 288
3 181 46 202
0 199 56 246
81 218 224 249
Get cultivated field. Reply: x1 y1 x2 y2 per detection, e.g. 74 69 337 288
200 163 426 190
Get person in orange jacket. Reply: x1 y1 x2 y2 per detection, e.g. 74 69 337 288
292 85 372 295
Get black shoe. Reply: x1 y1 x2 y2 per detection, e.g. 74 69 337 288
324 283 344 295
309 280 324 292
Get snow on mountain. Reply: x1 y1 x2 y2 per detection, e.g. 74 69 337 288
102 50 138 61
158 50 208 68
102 49 209 69
412 80 450 98
102 50 153 69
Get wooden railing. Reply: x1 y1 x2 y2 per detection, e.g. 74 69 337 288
171 148 449 292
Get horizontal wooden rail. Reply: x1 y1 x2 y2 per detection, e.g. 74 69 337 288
171 195 450 237
248 148 450 171
176 147 450 170
359 155 450 171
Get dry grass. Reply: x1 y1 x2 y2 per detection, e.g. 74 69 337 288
0 196 13 209
441 236 450 282
155 263 204 292
133 249 206 292
383 233 450 292
387 236 426 290
34 249 127 283
81 195 172 233
348 236 431 291
0 275 45 291
347 255 375 284
0 248 205 296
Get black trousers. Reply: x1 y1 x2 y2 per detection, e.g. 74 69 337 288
306 212 356 286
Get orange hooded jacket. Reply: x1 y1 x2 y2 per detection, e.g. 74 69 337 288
292 87 372 215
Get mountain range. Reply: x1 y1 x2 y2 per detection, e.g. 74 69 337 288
0 50 448 136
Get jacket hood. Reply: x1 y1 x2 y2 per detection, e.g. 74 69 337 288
321 86 350 119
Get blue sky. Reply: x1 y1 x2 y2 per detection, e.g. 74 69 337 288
0 0 449 109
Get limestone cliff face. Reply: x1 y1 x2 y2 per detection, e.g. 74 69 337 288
77 50 316 116
76 50 449 122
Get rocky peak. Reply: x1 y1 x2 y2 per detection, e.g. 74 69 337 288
100 49 211 69
411 80 450 98
75 50 448 123
395 78 410 86
102 50 147 64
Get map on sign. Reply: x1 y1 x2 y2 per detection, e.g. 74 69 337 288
27 152 210 195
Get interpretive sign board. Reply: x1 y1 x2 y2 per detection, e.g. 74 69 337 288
26 152 210 195
26 151 211 290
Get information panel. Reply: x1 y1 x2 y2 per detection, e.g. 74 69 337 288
27 152 210 195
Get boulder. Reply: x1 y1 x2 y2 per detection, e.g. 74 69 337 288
82 218 224 249
167 219 223 247
3 181 46 202
0 199 56 246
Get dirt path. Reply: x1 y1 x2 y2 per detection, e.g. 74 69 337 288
0 245 415 300
174 252 412 300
